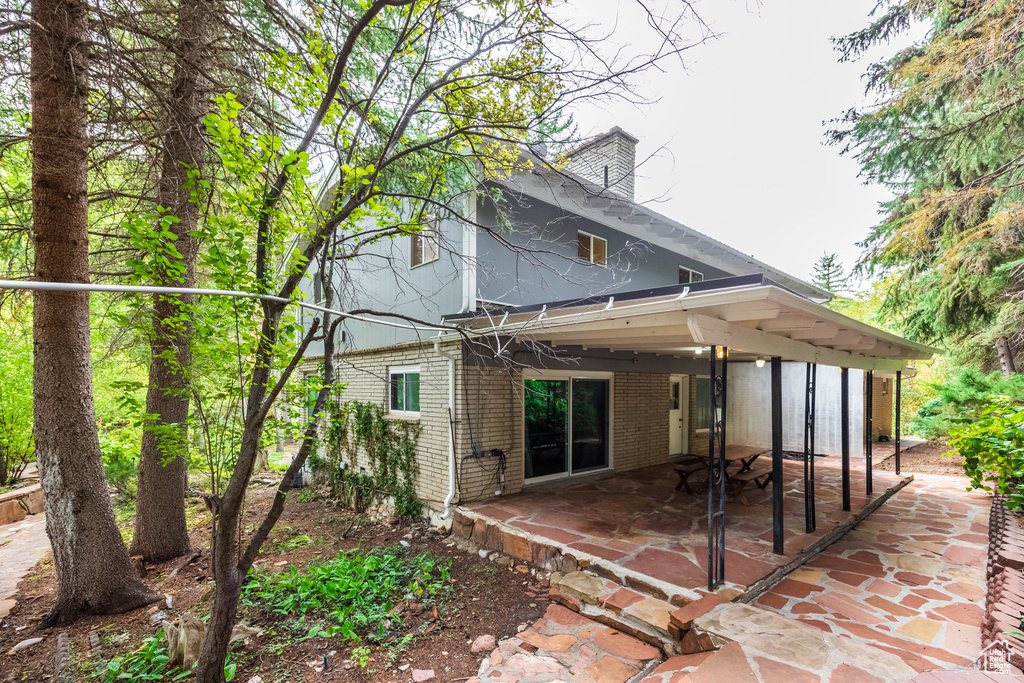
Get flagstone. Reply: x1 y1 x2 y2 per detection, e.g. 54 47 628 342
896 617 941 643
788 567 825 585
865 595 919 618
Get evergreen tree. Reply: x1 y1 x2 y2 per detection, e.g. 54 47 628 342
812 252 848 293
832 0 1024 369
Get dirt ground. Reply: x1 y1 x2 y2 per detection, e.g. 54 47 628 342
876 439 966 477
0 479 546 682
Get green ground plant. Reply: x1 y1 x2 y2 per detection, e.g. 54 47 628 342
241 545 451 643
949 397 1024 510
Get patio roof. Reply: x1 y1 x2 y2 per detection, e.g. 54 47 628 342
449 274 939 373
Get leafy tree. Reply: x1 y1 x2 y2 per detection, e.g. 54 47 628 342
188 1 705 679
0 299 33 485
811 252 848 294
832 0 1024 372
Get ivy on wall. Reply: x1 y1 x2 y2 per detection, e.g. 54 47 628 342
310 398 422 518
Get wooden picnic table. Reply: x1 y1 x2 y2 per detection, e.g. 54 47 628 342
673 446 773 503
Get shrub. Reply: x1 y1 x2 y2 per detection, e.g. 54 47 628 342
949 396 1024 510
911 369 1024 438
99 432 139 498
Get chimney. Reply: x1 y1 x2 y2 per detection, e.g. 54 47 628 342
564 126 638 201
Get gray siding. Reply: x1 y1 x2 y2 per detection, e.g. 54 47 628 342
475 190 731 307
298 215 468 355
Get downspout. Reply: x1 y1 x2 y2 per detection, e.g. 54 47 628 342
434 339 458 520
435 191 476 519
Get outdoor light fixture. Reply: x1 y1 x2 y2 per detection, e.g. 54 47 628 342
694 347 703 355
716 347 724 359
756 358 765 368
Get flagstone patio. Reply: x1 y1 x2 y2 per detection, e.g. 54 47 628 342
462 453 911 599
754 472 994 675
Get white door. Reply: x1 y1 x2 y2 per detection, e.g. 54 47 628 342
669 375 689 456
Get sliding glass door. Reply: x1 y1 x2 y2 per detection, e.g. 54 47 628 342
524 375 610 481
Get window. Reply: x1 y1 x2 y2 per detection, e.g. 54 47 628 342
679 266 704 285
389 366 420 415
304 374 319 420
695 376 711 431
410 222 439 267
577 231 607 266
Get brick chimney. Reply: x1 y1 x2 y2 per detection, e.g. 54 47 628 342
564 126 638 201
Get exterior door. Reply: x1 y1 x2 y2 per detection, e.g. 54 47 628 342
669 374 689 456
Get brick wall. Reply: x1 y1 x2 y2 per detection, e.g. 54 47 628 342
869 374 894 440
564 128 638 201
300 339 462 511
457 362 523 503
613 372 670 471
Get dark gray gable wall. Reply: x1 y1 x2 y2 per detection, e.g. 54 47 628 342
474 186 731 308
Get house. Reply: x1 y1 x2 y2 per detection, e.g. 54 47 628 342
297 127 936 586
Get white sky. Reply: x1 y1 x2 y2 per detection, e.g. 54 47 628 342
571 0 924 291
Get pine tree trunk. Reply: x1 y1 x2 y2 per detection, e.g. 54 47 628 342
997 335 1017 377
130 0 212 563
31 0 160 625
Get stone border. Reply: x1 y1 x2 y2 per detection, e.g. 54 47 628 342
739 473 914 603
983 494 1024 670
0 483 43 526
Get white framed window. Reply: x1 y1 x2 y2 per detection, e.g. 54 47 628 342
389 365 421 416
679 266 704 285
577 230 607 266
410 221 439 268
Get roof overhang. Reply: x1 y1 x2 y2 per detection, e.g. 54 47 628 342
450 276 939 374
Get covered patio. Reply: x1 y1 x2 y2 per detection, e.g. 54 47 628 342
452 274 938 593
462 449 911 598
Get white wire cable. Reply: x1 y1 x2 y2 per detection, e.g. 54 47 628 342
0 279 449 333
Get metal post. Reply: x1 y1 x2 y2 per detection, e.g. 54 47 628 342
803 362 816 533
772 356 784 555
841 366 851 512
866 370 873 495
706 346 727 590
895 370 902 475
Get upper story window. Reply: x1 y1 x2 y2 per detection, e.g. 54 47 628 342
679 266 704 285
411 221 439 268
389 365 420 416
577 231 607 266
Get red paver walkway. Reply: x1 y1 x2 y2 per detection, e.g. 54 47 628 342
755 472 992 675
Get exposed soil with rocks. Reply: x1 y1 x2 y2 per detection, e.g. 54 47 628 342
0 479 546 682
876 439 966 477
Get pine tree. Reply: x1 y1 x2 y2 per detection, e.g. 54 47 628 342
833 0 1024 368
812 252 847 294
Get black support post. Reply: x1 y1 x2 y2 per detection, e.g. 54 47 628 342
706 346 727 590
895 370 902 476
772 356 784 554
803 362 816 533
866 370 873 496
841 366 851 512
